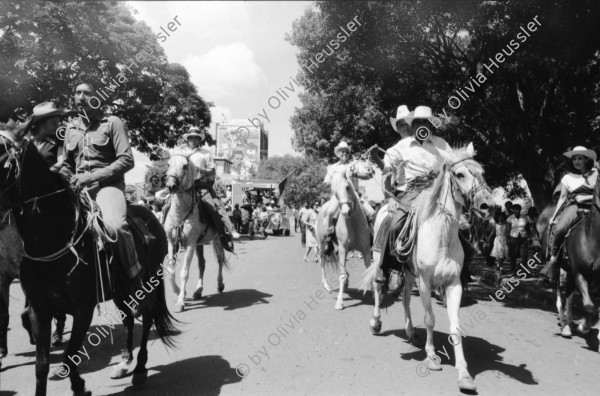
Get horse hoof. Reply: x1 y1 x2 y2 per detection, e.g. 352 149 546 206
370 319 382 334
218 284 225 293
174 303 185 313
322 282 332 293
132 370 148 386
578 323 590 335
192 289 203 300
426 356 442 371
334 302 344 310
561 325 573 338
110 363 129 379
457 375 477 391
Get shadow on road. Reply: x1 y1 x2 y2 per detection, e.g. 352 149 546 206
107 355 241 396
398 328 537 385
11 322 169 378
183 289 272 311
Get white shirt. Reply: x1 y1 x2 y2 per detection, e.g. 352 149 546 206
188 146 214 182
507 215 527 238
561 169 597 193
384 136 451 191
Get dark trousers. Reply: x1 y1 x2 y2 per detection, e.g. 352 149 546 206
301 224 306 246
508 235 528 269
550 204 579 256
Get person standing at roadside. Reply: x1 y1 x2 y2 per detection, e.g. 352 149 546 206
299 201 309 246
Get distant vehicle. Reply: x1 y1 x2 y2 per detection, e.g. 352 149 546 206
265 210 290 236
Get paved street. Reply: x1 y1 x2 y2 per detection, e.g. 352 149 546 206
1 231 598 395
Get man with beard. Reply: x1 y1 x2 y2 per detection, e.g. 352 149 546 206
61 81 142 316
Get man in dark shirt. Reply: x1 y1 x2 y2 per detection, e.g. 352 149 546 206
61 82 142 315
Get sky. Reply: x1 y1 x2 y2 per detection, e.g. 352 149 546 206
125 1 313 184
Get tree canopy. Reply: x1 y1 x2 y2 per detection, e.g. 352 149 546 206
0 1 211 159
287 0 600 208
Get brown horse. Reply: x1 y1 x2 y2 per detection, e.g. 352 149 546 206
558 180 600 342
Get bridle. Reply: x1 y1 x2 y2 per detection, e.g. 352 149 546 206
440 158 491 221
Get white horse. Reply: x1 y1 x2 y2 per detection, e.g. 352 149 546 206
159 153 229 313
316 159 374 310
361 143 494 392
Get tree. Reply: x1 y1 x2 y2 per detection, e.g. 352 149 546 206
283 162 330 208
0 1 211 159
256 154 309 181
287 0 600 208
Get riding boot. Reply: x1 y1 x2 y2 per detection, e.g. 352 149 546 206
539 255 558 287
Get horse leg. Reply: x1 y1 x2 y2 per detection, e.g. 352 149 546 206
59 309 93 396
214 242 226 293
575 273 594 334
131 312 153 386
369 249 383 334
403 271 417 344
320 257 332 293
29 308 52 396
446 281 476 391
110 311 134 379
334 246 348 310
0 274 12 368
167 236 180 296
193 245 205 300
51 313 67 347
418 278 441 372
175 243 194 313
557 276 573 337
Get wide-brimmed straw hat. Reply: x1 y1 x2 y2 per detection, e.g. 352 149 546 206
405 105 440 126
563 146 597 161
389 105 413 132
31 102 70 123
183 126 205 141
334 141 351 157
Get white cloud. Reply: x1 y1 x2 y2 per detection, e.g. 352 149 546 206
183 42 268 100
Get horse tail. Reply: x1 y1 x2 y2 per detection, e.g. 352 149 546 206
151 277 179 349
213 241 231 270
359 258 378 294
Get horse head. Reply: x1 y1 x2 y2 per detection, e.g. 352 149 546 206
165 153 197 193
446 143 495 219
331 174 356 218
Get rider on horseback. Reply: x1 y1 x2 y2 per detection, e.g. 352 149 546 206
322 141 375 254
184 127 240 245
368 105 452 282
61 82 144 315
539 146 598 284
28 102 72 173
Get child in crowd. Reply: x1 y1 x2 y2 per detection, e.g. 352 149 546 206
491 212 509 275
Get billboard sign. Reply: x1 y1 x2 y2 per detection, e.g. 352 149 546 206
216 124 260 181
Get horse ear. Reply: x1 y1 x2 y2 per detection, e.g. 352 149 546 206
466 142 475 157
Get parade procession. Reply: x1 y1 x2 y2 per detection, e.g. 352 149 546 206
2 1 600 395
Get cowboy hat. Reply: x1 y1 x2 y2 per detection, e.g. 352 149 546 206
31 102 70 123
563 146 597 161
405 105 440 126
389 105 413 132
183 126 205 141
334 141 351 157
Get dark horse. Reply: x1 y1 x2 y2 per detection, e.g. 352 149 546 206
0 125 177 396
0 209 67 370
558 178 600 342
